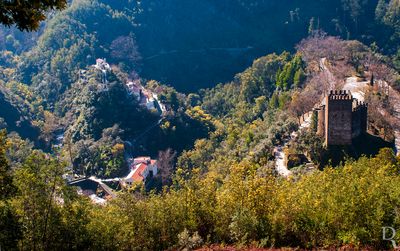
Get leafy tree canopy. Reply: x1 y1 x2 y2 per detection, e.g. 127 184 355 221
0 0 67 31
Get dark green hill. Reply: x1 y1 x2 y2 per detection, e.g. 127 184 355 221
7 0 400 100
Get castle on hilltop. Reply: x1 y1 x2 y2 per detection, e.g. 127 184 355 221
313 90 368 146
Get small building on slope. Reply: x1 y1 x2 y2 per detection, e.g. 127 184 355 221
123 157 158 186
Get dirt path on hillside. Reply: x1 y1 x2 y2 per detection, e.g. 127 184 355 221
274 112 312 177
343 77 369 102
273 60 329 176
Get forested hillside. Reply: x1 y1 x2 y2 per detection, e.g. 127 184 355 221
1 0 400 95
2 30 400 249
1 0 400 250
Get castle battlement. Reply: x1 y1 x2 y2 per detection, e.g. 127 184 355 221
327 90 353 100
352 102 368 112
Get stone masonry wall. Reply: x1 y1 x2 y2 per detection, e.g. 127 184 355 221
325 90 353 146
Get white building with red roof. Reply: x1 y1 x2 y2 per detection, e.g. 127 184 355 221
123 157 158 185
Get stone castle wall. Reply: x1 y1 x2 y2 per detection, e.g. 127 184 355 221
313 90 368 146
351 102 368 138
325 90 353 145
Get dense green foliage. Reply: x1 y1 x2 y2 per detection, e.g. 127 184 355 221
0 0 67 31
0 132 95 250
1 0 400 250
276 54 306 90
2 130 400 249
54 65 210 178
91 149 400 250
18 0 135 104
0 83 41 142
0 46 398 250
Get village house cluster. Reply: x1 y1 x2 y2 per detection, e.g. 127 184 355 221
78 58 167 114
68 156 158 204
67 59 165 204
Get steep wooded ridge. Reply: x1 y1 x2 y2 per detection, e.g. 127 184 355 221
1 0 400 95
1 0 400 250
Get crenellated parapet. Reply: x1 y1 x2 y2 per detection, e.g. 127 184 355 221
327 90 353 100
352 100 368 112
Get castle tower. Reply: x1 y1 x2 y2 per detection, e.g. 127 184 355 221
352 101 368 138
324 90 353 145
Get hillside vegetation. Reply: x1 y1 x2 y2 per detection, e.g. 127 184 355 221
1 0 400 95
2 32 400 249
1 0 400 250
1 130 400 250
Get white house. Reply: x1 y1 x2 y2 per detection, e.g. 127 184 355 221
94 58 111 72
123 157 158 185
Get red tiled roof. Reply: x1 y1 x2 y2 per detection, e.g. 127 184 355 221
126 157 157 183
131 163 147 182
